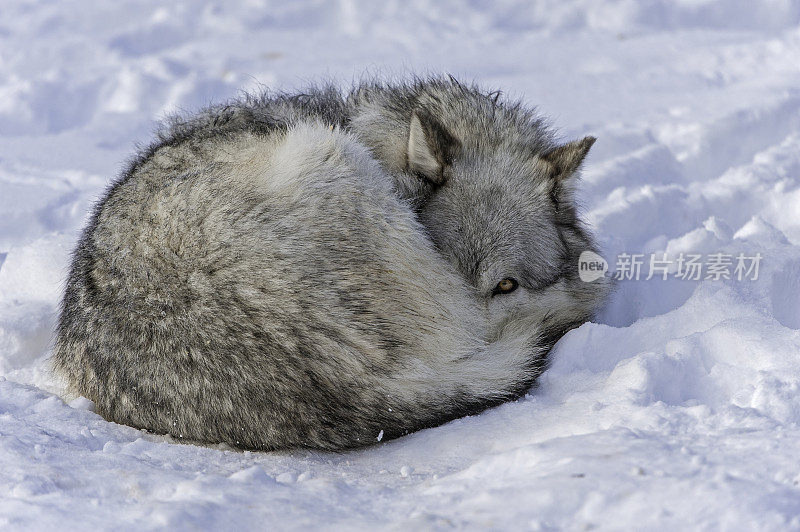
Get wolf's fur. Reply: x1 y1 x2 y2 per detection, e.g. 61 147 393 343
347 79 611 345
53 77 610 451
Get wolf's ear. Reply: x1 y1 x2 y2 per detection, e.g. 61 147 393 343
407 110 461 185
539 136 596 181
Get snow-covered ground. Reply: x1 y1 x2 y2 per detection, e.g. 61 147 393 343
2 1 800 529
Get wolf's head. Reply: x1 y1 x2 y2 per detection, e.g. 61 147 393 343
349 79 612 347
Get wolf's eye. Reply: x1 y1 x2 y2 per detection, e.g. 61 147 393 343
493 278 518 296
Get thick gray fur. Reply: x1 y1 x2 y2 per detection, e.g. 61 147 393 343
53 77 611 451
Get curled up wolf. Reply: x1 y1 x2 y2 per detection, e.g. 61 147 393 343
52 78 611 451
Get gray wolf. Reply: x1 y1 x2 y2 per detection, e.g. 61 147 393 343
52 77 610 450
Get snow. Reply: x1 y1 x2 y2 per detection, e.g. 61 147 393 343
2 1 800 529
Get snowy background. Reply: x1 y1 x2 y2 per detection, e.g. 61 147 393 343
2 0 800 529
